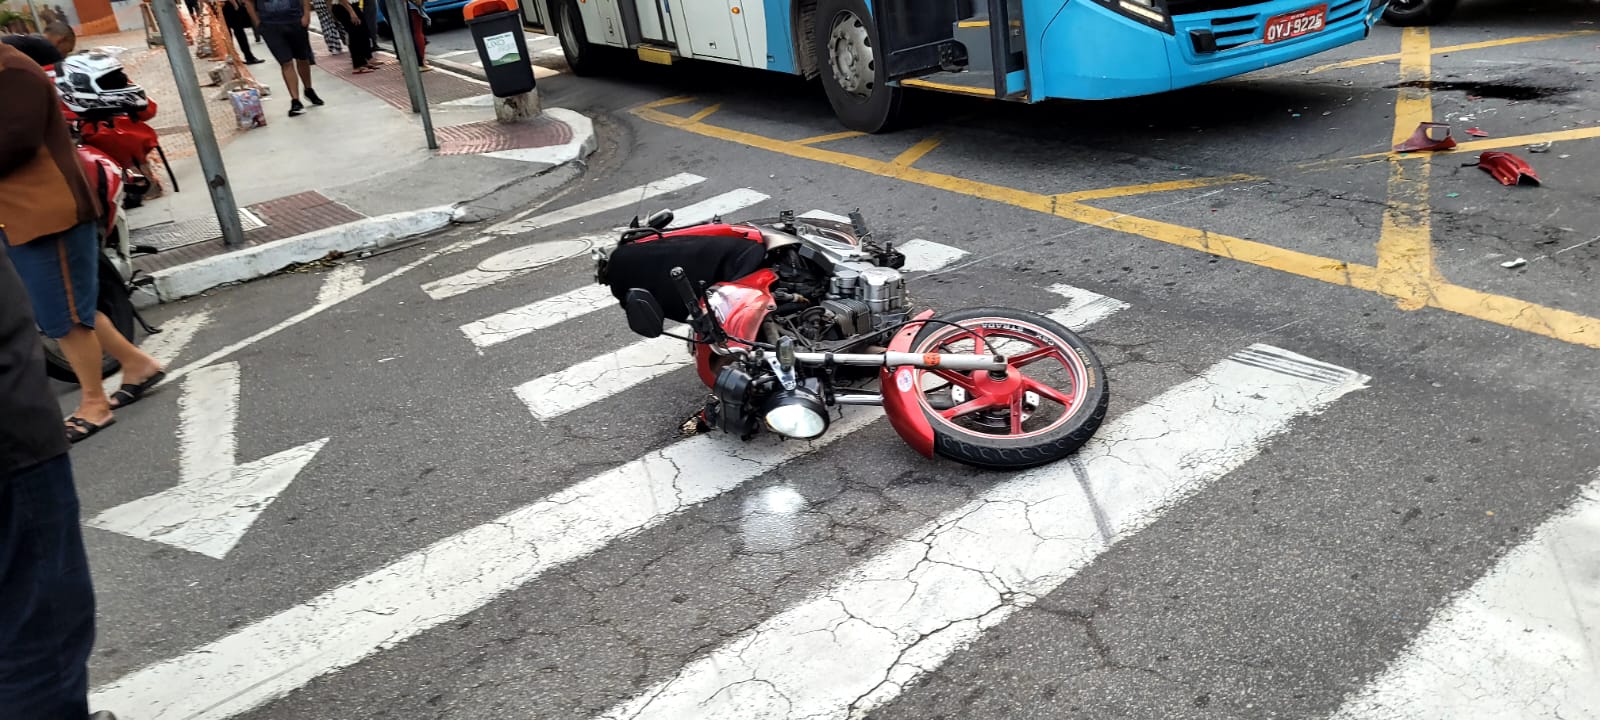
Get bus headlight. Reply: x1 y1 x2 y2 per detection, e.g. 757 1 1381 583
1095 0 1173 33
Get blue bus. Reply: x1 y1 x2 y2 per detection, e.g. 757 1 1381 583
531 0 1390 132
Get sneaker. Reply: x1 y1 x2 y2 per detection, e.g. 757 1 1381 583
288 99 305 117
305 88 324 106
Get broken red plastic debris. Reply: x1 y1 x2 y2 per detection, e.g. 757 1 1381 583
1394 122 1457 152
1474 152 1541 187
1466 127 1489 138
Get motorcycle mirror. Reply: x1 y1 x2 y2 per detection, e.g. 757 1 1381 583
624 289 666 338
645 209 675 230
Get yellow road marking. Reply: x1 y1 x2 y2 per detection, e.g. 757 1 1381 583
1308 30 1600 74
1376 28 1437 310
794 130 866 146
901 78 996 98
1294 126 1600 173
1055 174 1260 202
892 135 944 167
685 104 723 124
630 100 1600 349
643 96 698 110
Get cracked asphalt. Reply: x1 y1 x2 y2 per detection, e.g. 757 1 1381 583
63 2 1600 718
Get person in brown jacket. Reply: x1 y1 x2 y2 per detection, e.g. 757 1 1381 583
0 43 166 444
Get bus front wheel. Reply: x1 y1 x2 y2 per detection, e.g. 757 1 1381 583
557 0 610 76
814 0 903 133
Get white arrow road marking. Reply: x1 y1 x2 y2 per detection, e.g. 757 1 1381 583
486 173 706 237
427 189 770 302
314 264 367 306
1330 472 1600 720
90 288 1128 720
513 238 970 421
87 362 329 560
600 346 1370 720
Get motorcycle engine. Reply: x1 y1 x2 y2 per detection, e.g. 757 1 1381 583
769 247 908 344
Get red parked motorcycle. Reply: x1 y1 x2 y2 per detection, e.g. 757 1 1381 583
52 49 179 204
596 210 1107 470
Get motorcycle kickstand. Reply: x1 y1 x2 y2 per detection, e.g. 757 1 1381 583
154 143 179 193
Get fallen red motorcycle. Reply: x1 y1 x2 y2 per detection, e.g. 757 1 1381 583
596 210 1107 470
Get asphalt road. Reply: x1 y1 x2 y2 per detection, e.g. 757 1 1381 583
65 2 1600 719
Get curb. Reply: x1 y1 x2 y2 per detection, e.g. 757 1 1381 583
142 206 455 304
135 106 598 306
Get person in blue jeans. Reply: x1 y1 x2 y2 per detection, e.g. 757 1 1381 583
0 248 115 720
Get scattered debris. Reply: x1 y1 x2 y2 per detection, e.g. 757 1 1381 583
1559 154 1571 159
1446 192 1461 198
1473 152 1541 187
1528 141 1553 153
1394 122 1457 153
1466 127 1489 137
1500 257 1528 269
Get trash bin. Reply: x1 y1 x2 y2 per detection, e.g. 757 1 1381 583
464 0 535 98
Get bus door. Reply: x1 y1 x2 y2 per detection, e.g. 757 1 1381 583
871 0 1026 98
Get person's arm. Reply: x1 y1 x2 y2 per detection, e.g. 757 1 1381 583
244 0 260 26
300 0 311 27
0 65 51 177
336 0 359 23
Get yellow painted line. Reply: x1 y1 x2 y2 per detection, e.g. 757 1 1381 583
1376 28 1437 311
1450 126 1600 154
892 135 944 168
957 19 988 27
1055 174 1260 202
641 96 698 110
1294 125 1600 173
793 130 866 146
630 101 1600 349
684 104 723 124
902 78 996 98
1308 30 1600 74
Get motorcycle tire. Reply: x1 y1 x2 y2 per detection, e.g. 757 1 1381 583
1382 0 1458 26
909 307 1108 471
42 254 136 384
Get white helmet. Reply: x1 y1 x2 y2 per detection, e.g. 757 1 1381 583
54 51 148 115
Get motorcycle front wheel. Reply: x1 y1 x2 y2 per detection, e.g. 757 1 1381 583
41 253 136 384
908 307 1108 470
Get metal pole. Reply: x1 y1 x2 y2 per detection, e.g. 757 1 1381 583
148 0 246 247
385 0 437 149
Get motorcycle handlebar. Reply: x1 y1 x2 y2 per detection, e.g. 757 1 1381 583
670 267 699 314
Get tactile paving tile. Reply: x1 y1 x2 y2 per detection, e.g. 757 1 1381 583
434 115 574 156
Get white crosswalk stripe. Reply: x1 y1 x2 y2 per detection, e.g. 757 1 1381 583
601 346 1370 719
1331 473 1600 720
486 173 706 238
513 234 972 421
427 187 767 302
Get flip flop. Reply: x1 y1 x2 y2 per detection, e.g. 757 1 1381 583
65 416 115 444
109 371 166 410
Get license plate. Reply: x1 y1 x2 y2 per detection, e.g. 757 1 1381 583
1264 5 1327 44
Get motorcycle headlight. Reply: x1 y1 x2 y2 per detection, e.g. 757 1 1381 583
763 388 829 440
1094 0 1173 33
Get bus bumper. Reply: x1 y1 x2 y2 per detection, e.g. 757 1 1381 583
1032 0 1385 101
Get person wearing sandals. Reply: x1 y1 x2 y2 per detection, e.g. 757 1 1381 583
0 42 166 444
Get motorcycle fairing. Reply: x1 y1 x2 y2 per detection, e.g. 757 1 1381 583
878 310 939 459
695 268 779 388
1475 151 1541 187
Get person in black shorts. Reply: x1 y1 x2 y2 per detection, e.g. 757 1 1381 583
246 0 325 117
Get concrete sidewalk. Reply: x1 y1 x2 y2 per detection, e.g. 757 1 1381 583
110 31 594 304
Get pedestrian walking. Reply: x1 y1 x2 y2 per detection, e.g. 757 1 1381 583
330 0 373 72
245 0 326 116
222 0 266 64
0 42 166 445
310 0 345 55
0 241 118 720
